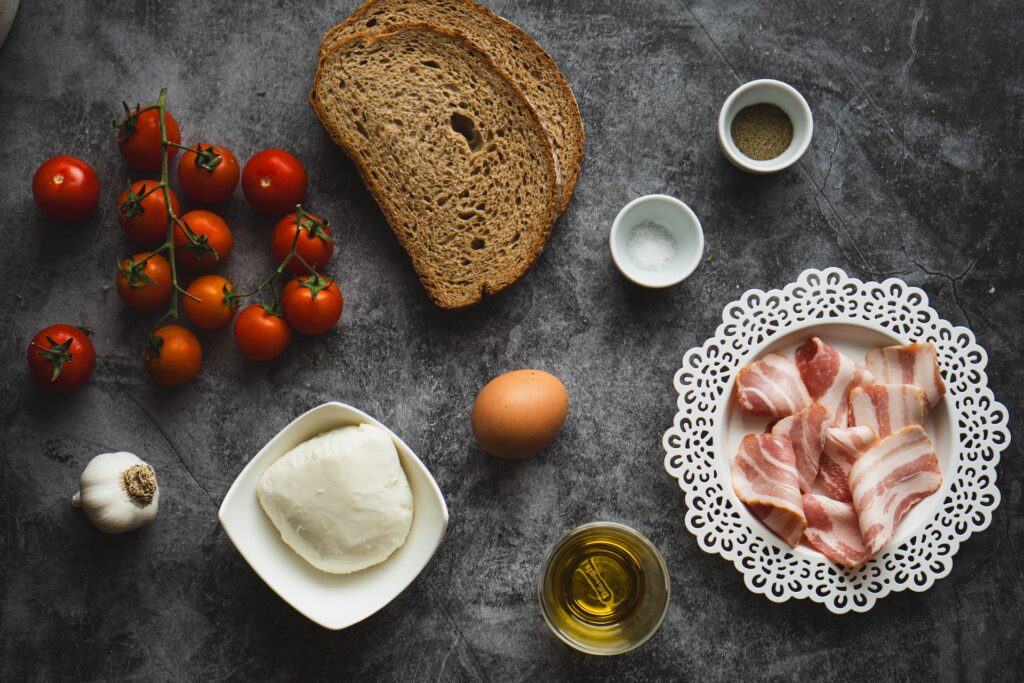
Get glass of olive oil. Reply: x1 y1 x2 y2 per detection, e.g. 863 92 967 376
537 522 670 655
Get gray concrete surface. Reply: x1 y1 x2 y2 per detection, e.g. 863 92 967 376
1 0 1021 680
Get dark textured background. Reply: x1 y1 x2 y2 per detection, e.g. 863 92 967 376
1 0 1021 680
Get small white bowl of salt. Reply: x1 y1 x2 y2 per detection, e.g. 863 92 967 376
609 194 704 288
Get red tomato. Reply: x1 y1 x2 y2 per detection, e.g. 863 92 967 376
32 156 100 222
27 324 96 391
174 210 233 271
145 325 202 386
281 274 343 335
184 275 238 329
116 252 172 311
271 211 334 274
241 149 307 215
234 304 292 361
118 181 181 246
177 143 240 204
116 107 181 172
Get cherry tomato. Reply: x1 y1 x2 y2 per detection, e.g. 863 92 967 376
177 143 240 204
234 304 292 361
271 211 334 274
173 210 233 271
32 156 100 222
116 252 172 311
145 325 202 386
116 107 181 172
27 324 96 391
118 181 181 246
184 275 238 329
241 149 307 215
281 274 343 335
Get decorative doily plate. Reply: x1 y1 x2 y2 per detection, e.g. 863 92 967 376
662 268 1010 613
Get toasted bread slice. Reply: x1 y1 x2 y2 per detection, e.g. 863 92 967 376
318 0 584 214
310 25 558 309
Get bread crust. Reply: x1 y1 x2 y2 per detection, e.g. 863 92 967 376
317 0 584 214
468 2 584 213
309 23 559 309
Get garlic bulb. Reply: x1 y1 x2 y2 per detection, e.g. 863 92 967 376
71 452 159 534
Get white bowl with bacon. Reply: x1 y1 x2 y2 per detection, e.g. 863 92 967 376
725 323 953 570
663 268 1009 613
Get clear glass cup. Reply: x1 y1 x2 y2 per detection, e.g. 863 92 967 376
537 522 670 655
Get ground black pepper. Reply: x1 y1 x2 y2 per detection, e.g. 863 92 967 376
730 104 794 160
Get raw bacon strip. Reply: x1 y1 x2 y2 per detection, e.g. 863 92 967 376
751 505 807 548
849 384 926 438
865 342 946 410
732 434 805 546
771 403 829 493
816 426 877 502
802 494 869 568
795 337 875 427
849 425 942 556
735 353 811 418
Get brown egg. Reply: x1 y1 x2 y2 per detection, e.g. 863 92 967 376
471 369 570 459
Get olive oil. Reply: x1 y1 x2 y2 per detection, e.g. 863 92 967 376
554 536 644 625
538 523 669 655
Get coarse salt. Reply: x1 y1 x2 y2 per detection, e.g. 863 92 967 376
626 220 677 271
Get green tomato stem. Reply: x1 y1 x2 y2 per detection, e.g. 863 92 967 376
155 88 180 326
230 205 322 301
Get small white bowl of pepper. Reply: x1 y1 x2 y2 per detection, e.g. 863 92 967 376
718 79 813 174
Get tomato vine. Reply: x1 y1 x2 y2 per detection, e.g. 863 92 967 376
114 88 335 350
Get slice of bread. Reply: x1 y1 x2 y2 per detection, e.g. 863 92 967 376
310 24 558 309
318 0 584 214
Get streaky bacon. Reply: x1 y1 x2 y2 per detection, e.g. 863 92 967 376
802 494 869 568
771 403 829 493
736 353 811 418
865 342 946 410
815 425 877 502
849 384 926 438
849 425 942 556
795 337 875 427
751 505 807 549
732 434 805 546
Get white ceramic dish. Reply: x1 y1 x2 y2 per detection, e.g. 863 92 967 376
718 79 813 173
663 268 1009 613
609 194 704 288
219 402 449 630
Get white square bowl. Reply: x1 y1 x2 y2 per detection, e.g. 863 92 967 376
218 402 449 630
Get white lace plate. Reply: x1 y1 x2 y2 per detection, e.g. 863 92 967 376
662 267 1010 613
